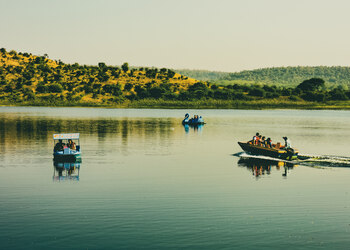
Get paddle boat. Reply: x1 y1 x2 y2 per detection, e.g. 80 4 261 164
182 113 205 125
53 133 81 162
238 140 299 161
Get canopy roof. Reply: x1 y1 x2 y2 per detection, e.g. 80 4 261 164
53 133 80 140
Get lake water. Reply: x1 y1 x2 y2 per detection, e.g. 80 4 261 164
1 107 350 249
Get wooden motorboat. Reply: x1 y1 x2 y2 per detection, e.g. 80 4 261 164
238 141 298 160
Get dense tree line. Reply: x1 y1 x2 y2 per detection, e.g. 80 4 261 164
175 69 229 81
1 48 350 106
176 66 350 88
222 66 350 87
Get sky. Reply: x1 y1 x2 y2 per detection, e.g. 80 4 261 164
1 0 350 72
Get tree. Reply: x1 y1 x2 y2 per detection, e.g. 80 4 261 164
98 62 106 69
122 62 129 72
328 89 348 100
48 83 63 93
297 78 325 91
248 88 265 97
149 86 166 99
36 83 48 93
124 82 133 91
167 69 176 78
188 82 209 99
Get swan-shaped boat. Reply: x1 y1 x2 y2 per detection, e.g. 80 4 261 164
182 113 205 125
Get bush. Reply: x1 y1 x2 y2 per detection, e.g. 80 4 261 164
48 83 63 93
122 62 129 72
328 89 349 101
124 82 133 91
248 88 265 97
297 78 325 91
149 86 166 99
289 95 298 101
36 83 48 93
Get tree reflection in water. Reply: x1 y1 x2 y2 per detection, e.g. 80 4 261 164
53 161 81 181
238 157 296 179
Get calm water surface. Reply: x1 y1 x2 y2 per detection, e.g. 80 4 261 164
0 107 350 249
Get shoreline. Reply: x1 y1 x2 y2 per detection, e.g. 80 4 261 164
1 99 350 110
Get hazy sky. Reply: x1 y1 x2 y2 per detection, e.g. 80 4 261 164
1 0 350 72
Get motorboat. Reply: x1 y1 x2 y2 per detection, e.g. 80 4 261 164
238 141 298 160
53 133 81 162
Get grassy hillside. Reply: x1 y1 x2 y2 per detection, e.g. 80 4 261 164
0 48 198 105
1 48 350 109
174 69 229 81
176 66 350 88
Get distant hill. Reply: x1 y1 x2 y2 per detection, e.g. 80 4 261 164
174 69 229 81
176 66 350 88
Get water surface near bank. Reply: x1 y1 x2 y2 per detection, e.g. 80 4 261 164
0 107 350 249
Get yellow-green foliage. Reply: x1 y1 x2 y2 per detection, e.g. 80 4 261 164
0 48 199 104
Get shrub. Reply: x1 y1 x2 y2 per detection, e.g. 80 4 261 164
48 83 63 93
248 88 265 97
122 62 129 72
36 83 48 93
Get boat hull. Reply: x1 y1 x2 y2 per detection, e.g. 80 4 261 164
183 121 205 126
53 152 81 162
238 142 298 160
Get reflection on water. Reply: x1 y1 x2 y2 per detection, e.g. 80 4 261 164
183 124 204 133
0 115 177 159
238 157 296 179
53 161 81 181
2 108 350 249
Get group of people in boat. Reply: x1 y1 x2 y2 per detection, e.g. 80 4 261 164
182 113 204 125
249 132 292 150
54 139 76 152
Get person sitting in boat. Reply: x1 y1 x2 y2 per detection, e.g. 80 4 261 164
67 139 76 150
54 139 64 152
261 136 266 147
266 138 272 148
252 132 260 145
198 116 204 123
283 136 291 149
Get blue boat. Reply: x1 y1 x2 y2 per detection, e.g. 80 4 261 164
182 113 205 125
53 133 82 162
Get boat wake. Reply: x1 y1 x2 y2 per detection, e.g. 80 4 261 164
235 152 350 168
297 154 350 168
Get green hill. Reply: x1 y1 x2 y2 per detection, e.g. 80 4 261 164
174 69 229 81
1 48 350 109
176 66 350 89
0 48 199 105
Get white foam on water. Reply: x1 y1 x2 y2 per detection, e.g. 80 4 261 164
236 152 350 168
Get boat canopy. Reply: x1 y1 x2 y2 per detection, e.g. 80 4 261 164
53 133 80 140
